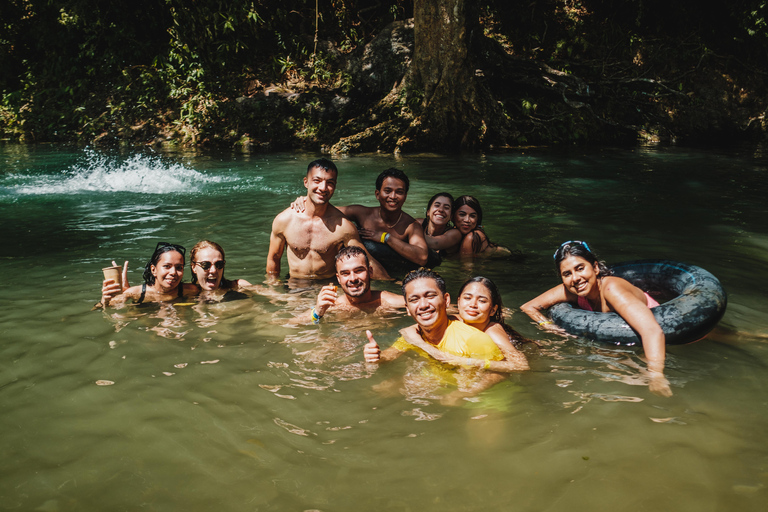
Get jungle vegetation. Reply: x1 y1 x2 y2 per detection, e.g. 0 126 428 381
2 1 768 152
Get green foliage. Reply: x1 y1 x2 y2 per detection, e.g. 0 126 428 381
521 99 537 115
2 0 765 147
0 1 413 143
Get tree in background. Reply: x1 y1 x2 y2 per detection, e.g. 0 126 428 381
2 1 768 149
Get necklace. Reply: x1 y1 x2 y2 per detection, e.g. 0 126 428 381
380 208 403 229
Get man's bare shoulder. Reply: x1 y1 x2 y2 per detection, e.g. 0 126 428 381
402 213 421 230
322 203 349 220
271 207 297 230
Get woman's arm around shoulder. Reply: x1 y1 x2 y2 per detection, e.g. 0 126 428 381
427 227 462 252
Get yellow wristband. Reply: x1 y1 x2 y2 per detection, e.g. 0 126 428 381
538 320 553 326
380 232 388 243
483 359 491 369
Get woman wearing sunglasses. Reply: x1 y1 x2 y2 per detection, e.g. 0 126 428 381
100 242 198 308
189 240 251 299
521 241 670 397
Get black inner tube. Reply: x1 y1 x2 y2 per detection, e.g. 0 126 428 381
362 240 442 280
549 260 727 346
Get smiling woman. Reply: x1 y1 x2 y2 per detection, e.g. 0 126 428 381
99 242 198 307
452 195 508 257
190 240 251 298
418 192 462 255
520 241 671 396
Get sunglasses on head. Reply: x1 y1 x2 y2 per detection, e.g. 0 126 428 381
553 240 591 259
194 260 225 271
155 241 186 257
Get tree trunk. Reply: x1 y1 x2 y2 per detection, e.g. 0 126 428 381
398 0 506 151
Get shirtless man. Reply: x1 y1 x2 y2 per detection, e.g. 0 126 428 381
267 159 387 280
291 168 430 277
294 246 405 324
340 168 429 271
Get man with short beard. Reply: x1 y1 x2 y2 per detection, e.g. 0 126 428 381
297 246 405 324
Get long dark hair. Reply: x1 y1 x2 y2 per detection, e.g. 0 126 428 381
553 241 612 278
458 276 530 348
143 242 186 285
422 192 455 233
453 195 497 253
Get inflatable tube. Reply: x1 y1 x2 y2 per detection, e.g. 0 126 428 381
548 260 727 346
362 240 442 279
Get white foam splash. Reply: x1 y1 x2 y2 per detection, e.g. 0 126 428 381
8 150 235 195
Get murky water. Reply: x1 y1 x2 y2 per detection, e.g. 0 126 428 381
1 144 767 511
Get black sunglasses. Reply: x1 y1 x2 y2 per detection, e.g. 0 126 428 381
193 260 225 271
155 241 186 257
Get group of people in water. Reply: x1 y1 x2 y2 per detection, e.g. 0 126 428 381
99 158 672 398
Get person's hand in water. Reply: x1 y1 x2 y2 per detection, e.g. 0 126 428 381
648 370 673 398
534 320 570 336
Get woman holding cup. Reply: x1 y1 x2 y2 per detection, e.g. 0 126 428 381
99 242 198 308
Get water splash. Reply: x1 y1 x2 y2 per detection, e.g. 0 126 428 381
5 149 238 196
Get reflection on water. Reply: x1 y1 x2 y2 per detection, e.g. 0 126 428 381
1 145 767 511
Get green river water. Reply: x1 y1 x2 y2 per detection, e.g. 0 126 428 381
0 144 767 511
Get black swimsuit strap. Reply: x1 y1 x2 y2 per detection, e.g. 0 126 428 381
178 283 184 298
137 283 147 305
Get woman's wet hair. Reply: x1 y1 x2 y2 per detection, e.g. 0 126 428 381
553 241 612 277
190 240 232 287
453 195 497 253
458 276 533 348
401 268 446 296
422 192 455 232
143 242 186 285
